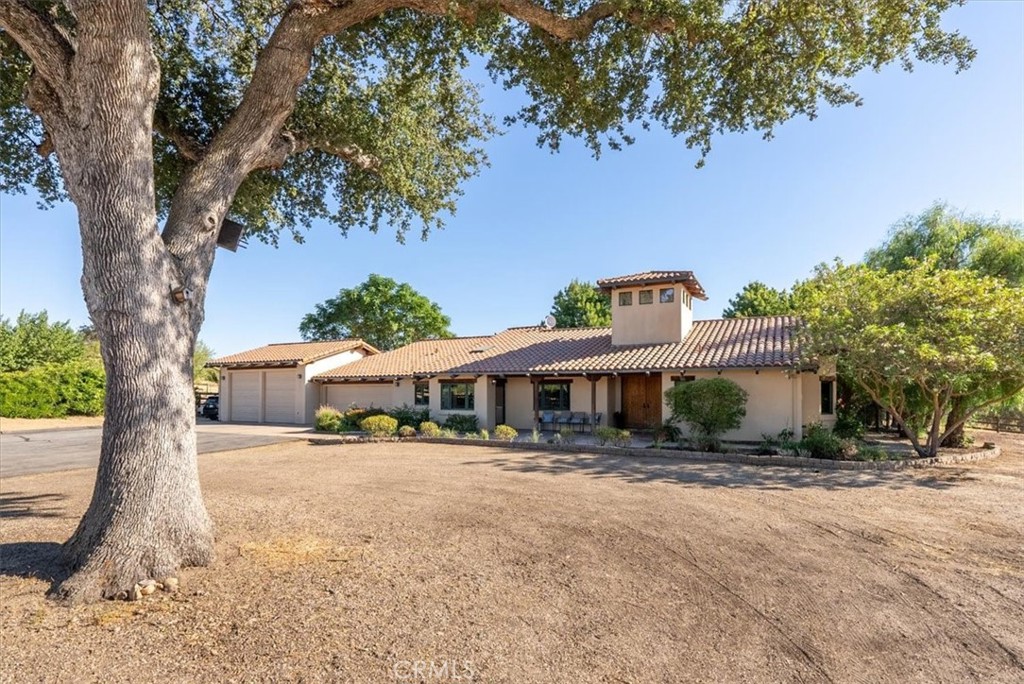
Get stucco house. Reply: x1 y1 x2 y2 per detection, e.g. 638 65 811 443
306 271 836 441
209 339 379 424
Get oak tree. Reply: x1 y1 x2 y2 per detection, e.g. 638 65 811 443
299 273 452 350
721 281 794 318
0 0 976 602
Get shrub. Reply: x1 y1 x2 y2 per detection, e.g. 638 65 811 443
594 426 619 446
654 421 682 443
388 404 430 429
419 421 441 437
479 428 489 440
439 427 458 438
558 427 576 444
339 405 388 432
493 424 518 442
799 423 857 460
856 443 889 462
530 427 541 443
665 378 747 452
360 414 398 438
755 432 781 456
398 425 417 438
0 361 105 418
314 405 343 432
443 414 478 433
612 429 632 448
833 408 866 439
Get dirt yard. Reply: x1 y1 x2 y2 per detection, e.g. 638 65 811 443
0 415 104 433
1 432 1021 683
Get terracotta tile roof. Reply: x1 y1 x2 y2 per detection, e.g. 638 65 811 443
596 270 708 300
313 317 799 380
313 336 495 380
209 340 378 368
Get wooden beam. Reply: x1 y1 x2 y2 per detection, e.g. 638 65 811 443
590 376 598 432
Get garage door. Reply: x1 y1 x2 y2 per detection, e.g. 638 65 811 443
230 371 261 422
264 370 298 423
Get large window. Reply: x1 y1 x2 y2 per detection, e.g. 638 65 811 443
538 382 571 411
639 289 654 305
659 287 675 303
440 382 475 410
820 379 835 415
414 381 429 406
618 292 633 306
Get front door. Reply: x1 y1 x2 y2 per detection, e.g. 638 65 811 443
621 374 662 429
494 379 506 426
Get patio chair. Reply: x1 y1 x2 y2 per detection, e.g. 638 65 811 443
539 410 555 431
582 412 603 432
568 412 586 432
553 411 570 430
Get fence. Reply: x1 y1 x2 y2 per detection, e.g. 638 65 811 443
969 418 1024 434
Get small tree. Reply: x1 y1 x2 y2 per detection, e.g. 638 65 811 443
550 280 611 327
665 378 748 451
0 310 85 372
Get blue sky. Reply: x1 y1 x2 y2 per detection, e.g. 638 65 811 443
1 1 1022 357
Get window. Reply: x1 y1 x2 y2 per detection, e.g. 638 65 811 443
414 381 429 406
659 287 675 303
618 292 633 306
538 382 571 411
820 379 835 415
639 289 653 305
672 375 696 386
440 382 475 410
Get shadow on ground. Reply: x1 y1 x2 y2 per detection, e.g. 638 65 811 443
0 541 68 590
466 449 962 491
0 492 67 519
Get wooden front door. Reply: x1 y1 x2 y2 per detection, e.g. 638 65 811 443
621 374 662 429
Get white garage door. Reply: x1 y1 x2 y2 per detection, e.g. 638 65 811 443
230 371 261 422
264 370 298 423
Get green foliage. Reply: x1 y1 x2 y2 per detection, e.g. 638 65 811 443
530 427 541 443
665 378 748 452
443 413 478 433
398 424 417 438
0 311 85 372
799 423 857 460
594 426 631 447
478 428 489 440
359 414 398 437
338 406 389 431
855 444 890 462
2 2 976 239
722 282 795 318
864 203 1024 285
418 421 441 437
299 274 453 350
833 406 866 440
439 427 458 439
654 421 682 443
493 424 518 442
463 431 480 440
314 405 343 432
193 340 220 385
387 404 430 429
556 427 576 444
0 361 105 418
800 260 1024 457
550 280 611 328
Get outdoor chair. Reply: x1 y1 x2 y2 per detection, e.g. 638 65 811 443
553 411 569 430
568 412 586 432
540 410 555 431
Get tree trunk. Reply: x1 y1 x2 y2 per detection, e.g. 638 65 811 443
35 3 216 603
940 396 967 448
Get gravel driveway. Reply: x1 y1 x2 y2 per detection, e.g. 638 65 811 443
1 437 1021 682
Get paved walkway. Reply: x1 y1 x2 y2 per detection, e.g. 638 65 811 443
0 421 312 478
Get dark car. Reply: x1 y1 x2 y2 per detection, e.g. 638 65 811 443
201 395 219 421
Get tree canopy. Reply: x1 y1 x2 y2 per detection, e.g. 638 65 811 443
299 274 453 350
550 279 611 327
722 281 795 318
0 310 85 372
799 260 1024 457
865 202 1024 284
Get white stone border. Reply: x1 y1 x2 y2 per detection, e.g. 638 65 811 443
308 434 1001 471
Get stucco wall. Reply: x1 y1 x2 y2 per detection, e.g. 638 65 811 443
610 285 693 346
324 383 395 411
302 350 368 422
663 369 801 441
501 376 610 430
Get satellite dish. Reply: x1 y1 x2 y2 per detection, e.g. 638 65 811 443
542 315 557 329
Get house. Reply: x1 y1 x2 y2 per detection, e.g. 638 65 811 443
307 271 836 440
208 339 379 424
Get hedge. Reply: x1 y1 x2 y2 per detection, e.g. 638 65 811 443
0 362 105 418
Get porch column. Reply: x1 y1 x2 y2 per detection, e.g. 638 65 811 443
530 376 539 428
590 376 598 431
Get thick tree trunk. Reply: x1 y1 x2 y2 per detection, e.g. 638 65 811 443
34 3 216 603
940 397 967 448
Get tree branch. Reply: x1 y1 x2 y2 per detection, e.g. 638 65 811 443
259 130 382 172
0 0 73 91
154 110 205 162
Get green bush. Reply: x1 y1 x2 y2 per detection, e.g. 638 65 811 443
479 428 489 440
493 424 518 442
443 414 478 433
419 421 441 437
339 406 388 431
439 427 458 438
594 426 619 446
612 429 632 448
856 443 889 462
833 408 865 439
388 404 430 428
0 361 105 418
464 432 480 440
398 425 417 438
665 378 747 452
800 423 857 460
557 427 576 444
360 414 398 437
654 421 682 443
314 405 343 432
